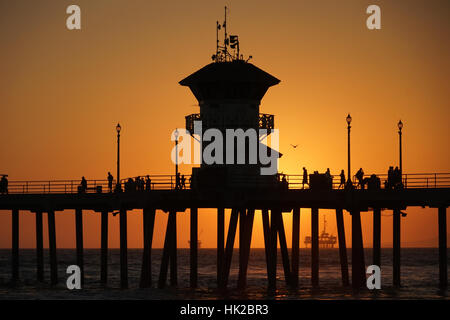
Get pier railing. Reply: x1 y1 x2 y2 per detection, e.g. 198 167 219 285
2 173 450 194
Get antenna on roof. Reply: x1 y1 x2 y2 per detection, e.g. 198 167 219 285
211 6 251 63
223 6 228 57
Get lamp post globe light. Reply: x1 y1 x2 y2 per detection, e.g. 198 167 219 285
346 114 352 185
116 123 121 192
398 120 403 174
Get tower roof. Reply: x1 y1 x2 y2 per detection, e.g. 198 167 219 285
179 61 280 87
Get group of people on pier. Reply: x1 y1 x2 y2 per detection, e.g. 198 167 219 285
175 172 188 190
385 166 403 189
73 165 404 194
300 167 392 191
302 167 346 189
124 175 152 192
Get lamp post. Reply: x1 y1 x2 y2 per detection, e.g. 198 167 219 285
346 114 352 185
174 128 179 189
116 123 121 191
398 120 403 174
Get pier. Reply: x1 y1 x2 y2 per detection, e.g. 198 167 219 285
1 173 449 291
1 9 449 294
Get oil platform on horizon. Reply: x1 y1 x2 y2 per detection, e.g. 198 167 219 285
305 216 337 248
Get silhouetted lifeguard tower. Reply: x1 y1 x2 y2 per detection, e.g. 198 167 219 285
180 8 281 189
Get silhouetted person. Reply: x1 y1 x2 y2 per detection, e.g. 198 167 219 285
339 170 345 189
107 172 113 193
145 175 151 191
80 176 87 193
135 176 143 191
0 175 8 194
325 168 333 189
393 166 402 189
281 175 288 190
356 168 364 189
368 174 381 190
125 178 135 192
302 167 308 189
386 166 394 189
176 172 181 190
181 175 186 189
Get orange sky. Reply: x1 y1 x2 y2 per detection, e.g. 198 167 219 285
0 0 449 249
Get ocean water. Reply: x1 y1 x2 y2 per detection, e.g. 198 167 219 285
0 248 448 300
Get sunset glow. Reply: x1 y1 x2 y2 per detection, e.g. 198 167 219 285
0 0 449 251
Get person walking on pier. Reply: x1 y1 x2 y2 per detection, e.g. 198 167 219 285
181 175 186 189
107 172 113 193
339 170 345 189
302 167 308 189
145 175 151 191
356 168 364 189
80 176 87 193
0 175 8 194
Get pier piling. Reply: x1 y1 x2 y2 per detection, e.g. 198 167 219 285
100 210 108 285
267 209 278 290
158 211 173 288
438 206 447 290
75 208 84 285
373 208 381 267
119 208 128 289
336 208 349 286
238 209 255 289
190 207 198 288
170 211 178 286
221 208 239 288
35 211 44 282
217 207 225 287
158 210 177 288
261 209 273 289
351 209 365 289
140 207 155 288
393 208 401 287
311 208 319 287
48 210 58 285
12 209 19 282
276 210 292 287
291 208 300 288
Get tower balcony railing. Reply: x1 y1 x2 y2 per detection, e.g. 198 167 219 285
185 113 275 133
185 113 201 134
